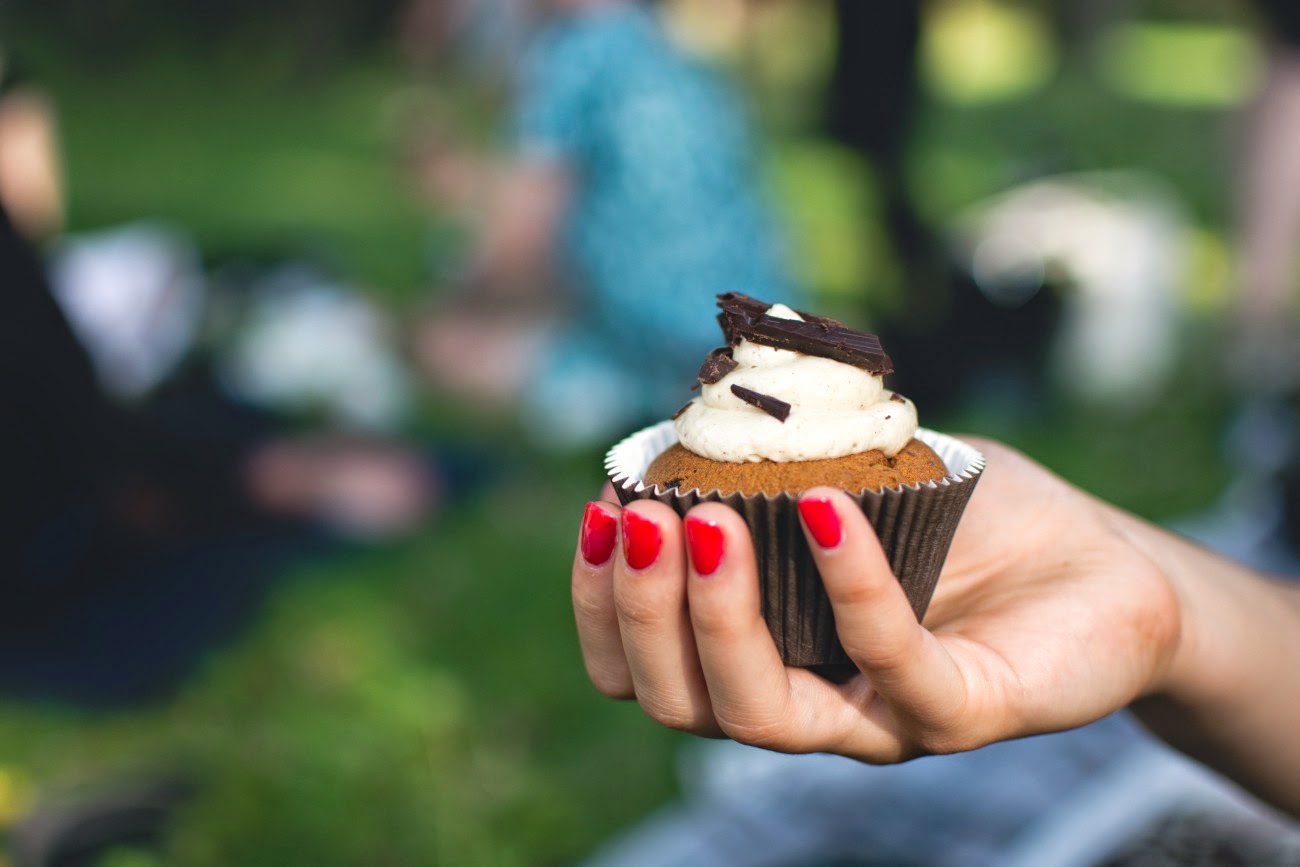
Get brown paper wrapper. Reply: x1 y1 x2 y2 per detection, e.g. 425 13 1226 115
606 422 985 667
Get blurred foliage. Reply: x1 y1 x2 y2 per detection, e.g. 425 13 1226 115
921 0 1058 105
1098 21 1263 107
6 0 402 70
14 41 434 301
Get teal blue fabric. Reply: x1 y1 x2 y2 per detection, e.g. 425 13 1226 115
515 6 805 438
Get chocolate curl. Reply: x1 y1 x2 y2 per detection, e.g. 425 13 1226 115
697 347 738 385
730 384 791 422
716 292 894 375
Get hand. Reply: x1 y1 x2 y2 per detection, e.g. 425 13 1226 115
571 439 1182 762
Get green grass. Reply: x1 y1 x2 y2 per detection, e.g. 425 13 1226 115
37 50 435 300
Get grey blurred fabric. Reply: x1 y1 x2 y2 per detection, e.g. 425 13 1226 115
584 713 1300 867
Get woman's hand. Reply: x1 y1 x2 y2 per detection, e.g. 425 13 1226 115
571 439 1183 762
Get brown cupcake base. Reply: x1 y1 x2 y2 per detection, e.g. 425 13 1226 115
643 438 949 496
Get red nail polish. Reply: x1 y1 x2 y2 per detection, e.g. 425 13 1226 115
684 517 724 576
621 510 662 570
798 497 842 548
580 502 618 566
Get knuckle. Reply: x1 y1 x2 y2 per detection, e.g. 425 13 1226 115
719 719 789 750
589 667 635 700
571 583 613 625
840 636 913 677
640 693 714 734
901 713 983 756
911 728 976 756
615 594 669 632
825 577 889 610
714 710 792 750
688 604 745 644
582 652 634 699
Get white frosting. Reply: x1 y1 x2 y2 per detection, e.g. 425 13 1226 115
674 304 917 462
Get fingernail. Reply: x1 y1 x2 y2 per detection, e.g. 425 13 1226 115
798 497 842 549
580 502 618 566
621 510 661 570
684 517 724 576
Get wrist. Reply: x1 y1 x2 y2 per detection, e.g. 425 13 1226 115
1105 510 1228 705
1117 512 1299 710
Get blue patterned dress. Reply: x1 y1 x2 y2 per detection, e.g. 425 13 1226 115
514 5 805 443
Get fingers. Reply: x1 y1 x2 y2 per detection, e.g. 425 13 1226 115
678 503 800 745
798 488 965 729
576 489 976 756
572 500 634 698
613 501 722 735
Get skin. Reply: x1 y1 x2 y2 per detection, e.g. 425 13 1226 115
572 438 1300 817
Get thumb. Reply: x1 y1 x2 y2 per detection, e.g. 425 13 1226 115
798 488 965 725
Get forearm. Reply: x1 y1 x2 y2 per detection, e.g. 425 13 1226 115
1121 513 1300 816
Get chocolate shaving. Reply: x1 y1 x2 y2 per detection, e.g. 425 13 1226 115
716 292 893 375
671 401 693 420
697 347 738 385
890 392 906 403
730 384 791 422
715 293 772 342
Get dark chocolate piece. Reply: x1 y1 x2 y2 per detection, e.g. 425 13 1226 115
697 347 738 385
716 293 894 375
890 392 906 403
671 401 693 420
730 384 792 422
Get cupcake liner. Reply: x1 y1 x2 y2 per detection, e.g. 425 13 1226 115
606 421 985 667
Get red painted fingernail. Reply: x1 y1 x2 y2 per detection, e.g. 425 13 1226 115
621 510 662 570
684 517 724 576
580 502 618 566
798 497 842 548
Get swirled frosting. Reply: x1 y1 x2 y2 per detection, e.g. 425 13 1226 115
674 304 917 463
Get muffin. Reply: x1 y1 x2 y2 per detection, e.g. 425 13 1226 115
606 293 984 667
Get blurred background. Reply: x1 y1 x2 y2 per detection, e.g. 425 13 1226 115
1 0 1296 863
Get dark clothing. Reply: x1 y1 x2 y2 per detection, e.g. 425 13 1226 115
0 207 316 706
1 204 114 598
1256 0 1300 46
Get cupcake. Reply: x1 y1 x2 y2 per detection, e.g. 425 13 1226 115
606 293 984 668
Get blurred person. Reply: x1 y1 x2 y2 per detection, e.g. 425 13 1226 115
1221 0 1300 562
0 198 438 706
397 0 535 88
412 0 806 448
0 57 64 241
1236 0 1300 351
0 60 439 708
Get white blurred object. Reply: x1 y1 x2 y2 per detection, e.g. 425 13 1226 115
219 268 413 431
48 223 206 400
954 172 1185 405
